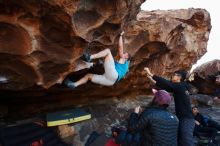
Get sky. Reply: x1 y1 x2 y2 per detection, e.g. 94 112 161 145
141 0 219 70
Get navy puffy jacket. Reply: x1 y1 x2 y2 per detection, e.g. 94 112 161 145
128 107 179 146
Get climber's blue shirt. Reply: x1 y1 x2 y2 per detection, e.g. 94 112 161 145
115 60 129 81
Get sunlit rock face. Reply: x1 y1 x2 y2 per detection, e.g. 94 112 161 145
0 0 213 121
0 0 211 98
0 0 144 90
191 59 220 94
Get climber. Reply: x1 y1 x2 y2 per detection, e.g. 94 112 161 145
64 31 131 88
144 68 195 146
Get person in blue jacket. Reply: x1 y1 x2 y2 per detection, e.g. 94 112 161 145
64 31 130 88
125 89 179 146
192 106 220 132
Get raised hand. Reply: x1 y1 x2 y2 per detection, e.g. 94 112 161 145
134 106 141 114
120 31 125 36
144 67 153 76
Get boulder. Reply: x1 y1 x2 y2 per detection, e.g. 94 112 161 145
191 59 220 94
0 0 211 118
57 125 75 144
190 94 214 106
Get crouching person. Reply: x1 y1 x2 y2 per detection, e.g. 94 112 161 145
127 89 179 146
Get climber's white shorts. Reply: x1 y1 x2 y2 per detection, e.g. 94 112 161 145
91 59 118 86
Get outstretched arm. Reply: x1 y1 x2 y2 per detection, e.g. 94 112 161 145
118 31 124 58
144 67 176 92
144 67 156 84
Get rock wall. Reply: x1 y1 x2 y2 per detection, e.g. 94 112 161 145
191 59 220 94
0 0 145 90
0 0 211 118
0 0 211 90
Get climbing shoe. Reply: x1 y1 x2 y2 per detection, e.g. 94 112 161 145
97 59 104 65
80 53 91 62
64 79 76 89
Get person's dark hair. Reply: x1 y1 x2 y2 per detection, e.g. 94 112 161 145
174 70 187 82
192 105 198 110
